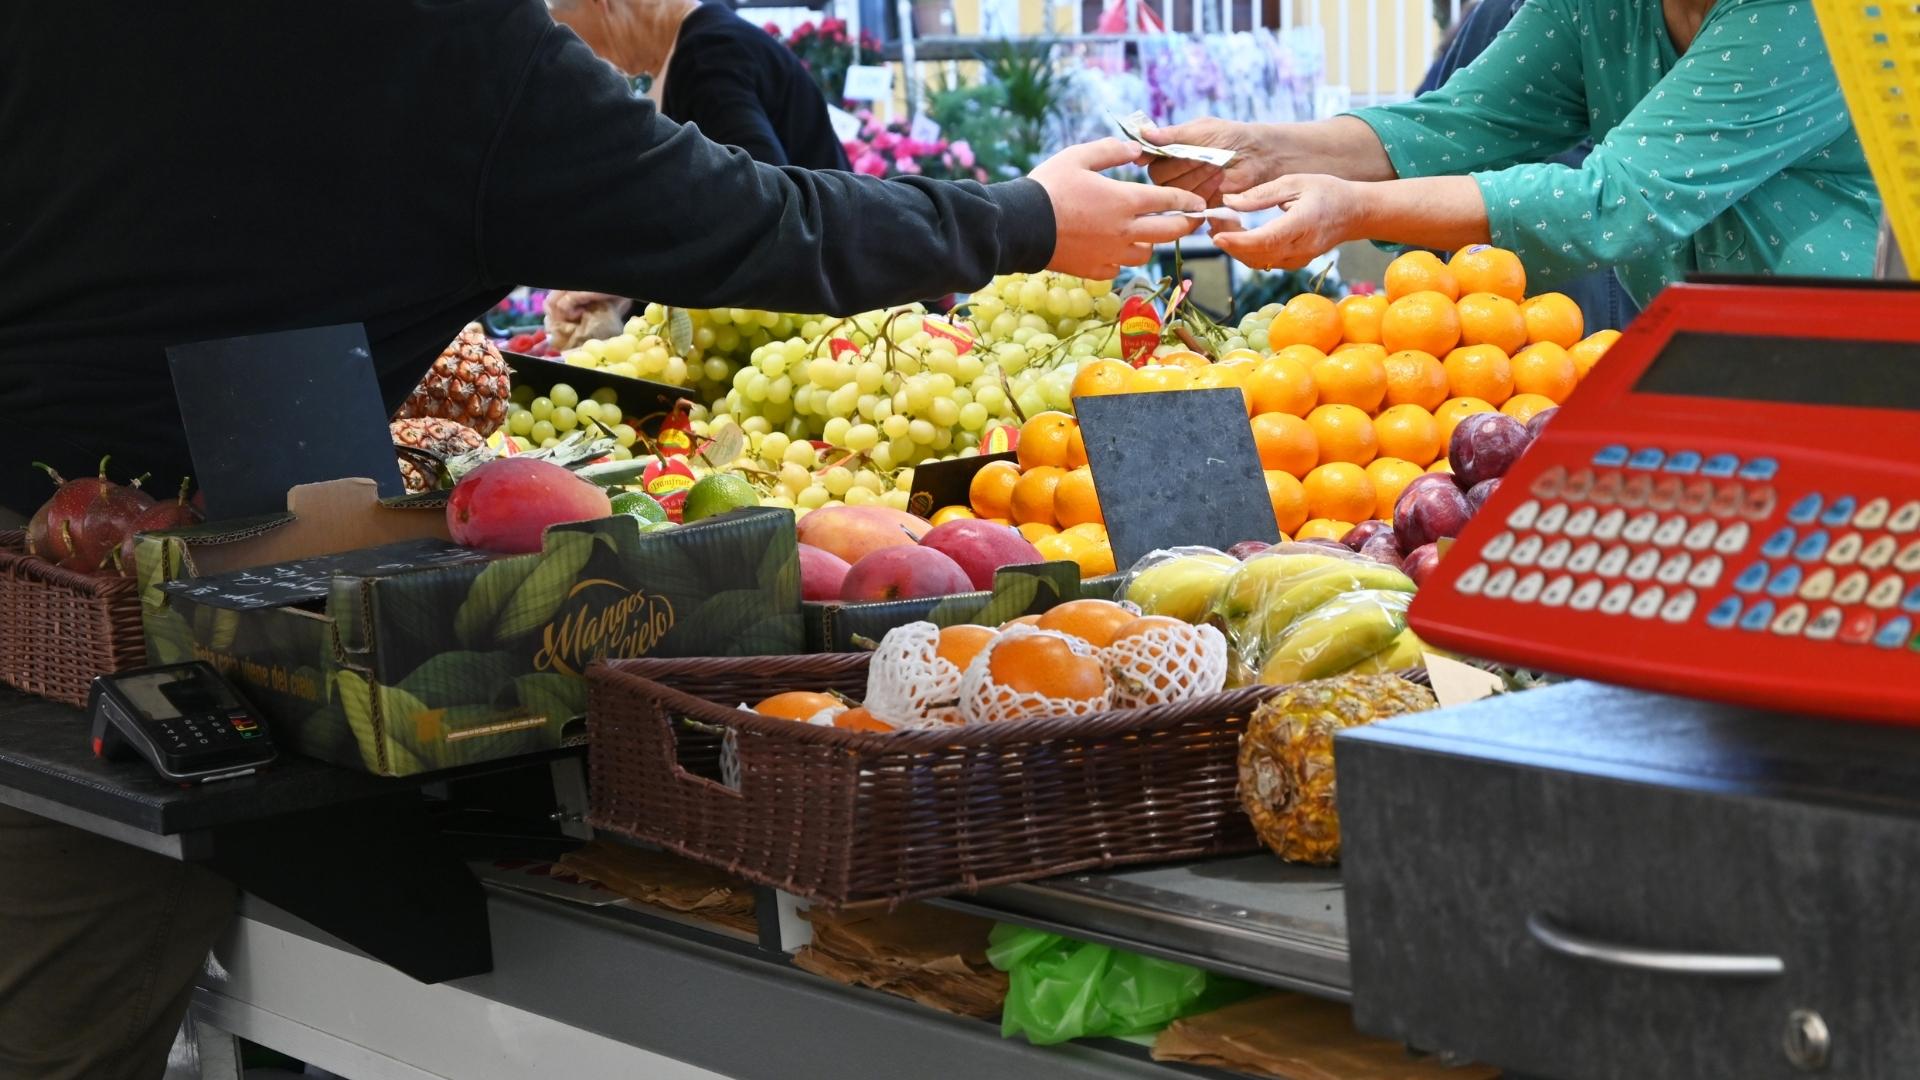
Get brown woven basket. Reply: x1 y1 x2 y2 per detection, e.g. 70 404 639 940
587 653 1281 909
0 531 146 707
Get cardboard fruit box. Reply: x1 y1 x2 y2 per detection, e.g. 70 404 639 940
134 479 800 777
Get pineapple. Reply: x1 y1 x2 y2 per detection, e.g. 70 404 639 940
391 418 485 493
395 323 512 436
1238 673 1437 865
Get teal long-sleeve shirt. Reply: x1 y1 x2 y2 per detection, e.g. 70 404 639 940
1349 0 1880 305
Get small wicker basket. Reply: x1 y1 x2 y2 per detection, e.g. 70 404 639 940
0 531 147 707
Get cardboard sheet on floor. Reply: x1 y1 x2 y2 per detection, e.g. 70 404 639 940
1152 993 1499 1080
556 839 756 934
793 905 1007 1018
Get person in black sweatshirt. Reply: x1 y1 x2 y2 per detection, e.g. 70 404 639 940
552 0 853 171
0 4 1201 1075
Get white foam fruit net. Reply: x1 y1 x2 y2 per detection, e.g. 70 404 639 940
958 625 1114 724
1104 621 1229 711
864 621 963 729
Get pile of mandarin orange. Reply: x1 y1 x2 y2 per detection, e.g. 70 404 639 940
947 246 1622 553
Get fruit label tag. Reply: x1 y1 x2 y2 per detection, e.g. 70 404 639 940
922 315 976 355
656 400 694 457
1118 296 1162 368
167 323 403 519
1073 388 1279 568
979 423 1019 456
642 458 696 522
842 64 894 102
828 338 861 361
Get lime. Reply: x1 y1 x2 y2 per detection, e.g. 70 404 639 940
610 490 667 524
681 473 760 523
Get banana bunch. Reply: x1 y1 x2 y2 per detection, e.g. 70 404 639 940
1123 545 1427 685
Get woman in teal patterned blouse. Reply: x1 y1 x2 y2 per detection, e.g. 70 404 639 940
1146 0 1880 305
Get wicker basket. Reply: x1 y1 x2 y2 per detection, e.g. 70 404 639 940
0 531 147 706
587 653 1279 909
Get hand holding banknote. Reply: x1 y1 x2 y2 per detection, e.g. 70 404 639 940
1134 117 1285 206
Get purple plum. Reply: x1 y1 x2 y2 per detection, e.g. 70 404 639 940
1342 519 1395 552
1524 406 1559 441
1228 540 1274 561
1295 538 1353 553
1449 412 1532 488
1466 477 1503 514
1393 473 1467 518
1394 481 1474 552
1402 543 1443 587
1358 532 1404 570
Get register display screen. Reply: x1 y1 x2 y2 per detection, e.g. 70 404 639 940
117 669 238 720
1635 332 1920 410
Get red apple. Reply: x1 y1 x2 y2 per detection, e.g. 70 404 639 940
917 519 1043 591
839 545 973 602
447 458 611 553
798 542 852 602
796 505 932 565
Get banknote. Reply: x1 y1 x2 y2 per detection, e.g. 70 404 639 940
1113 111 1238 167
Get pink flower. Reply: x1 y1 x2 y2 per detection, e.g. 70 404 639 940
852 152 888 177
950 140 975 168
893 154 921 175
795 20 815 35
763 21 781 35
870 129 900 152
973 167 989 183
843 139 869 158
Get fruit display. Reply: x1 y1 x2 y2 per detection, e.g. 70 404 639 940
744 599 1226 732
23 459 201 576
553 306 818 403
501 383 641 458
394 323 513 437
933 410 1115 579
1237 673 1440 865
796 504 1046 603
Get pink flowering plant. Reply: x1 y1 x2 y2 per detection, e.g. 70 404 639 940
842 111 989 182
767 18 883 106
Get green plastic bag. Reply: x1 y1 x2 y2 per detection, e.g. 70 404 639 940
986 925 1256 1046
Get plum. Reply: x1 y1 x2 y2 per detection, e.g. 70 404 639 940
1524 406 1559 441
1294 538 1352 552
1402 543 1443 587
1357 532 1404 570
1341 519 1394 552
1449 412 1532 488
1394 479 1474 552
1465 477 1503 514
1227 540 1274 560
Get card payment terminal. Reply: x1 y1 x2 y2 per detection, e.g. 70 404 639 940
89 662 276 783
1407 283 1920 725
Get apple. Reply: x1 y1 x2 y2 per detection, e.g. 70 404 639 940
796 505 932 565
798 543 852 602
840 545 973 602
918 518 1043 591
447 458 611 554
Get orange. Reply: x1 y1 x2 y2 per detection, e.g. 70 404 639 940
985 518 1012 526
1448 245 1526 302
936 624 998 671
1366 457 1426 520
1264 470 1309 535
1250 412 1319 478
1381 291 1462 357
1247 355 1319 417
1384 251 1459 301
1372 404 1442 465
1190 359 1253 413
1309 350 1388 412
1443 344 1514 405
1218 347 1265 365
1157 349 1212 372
1266 293 1343 353
1306 404 1379 466
987 633 1109 702
968 459 1020 519
1521 292 1585 349
1017 522 1059 543
1128 365 1193 393
1033 530 1090 567
1063 521 1108 544
1511 342 1579 403
1074 541 1117 578
833 706 893 732
1435 397 1497 446
1010 465 1066 526
1071 358 1133 400
1000 614 1043 629
930 504 976 526
1382 349 1449 411
1455 293 1528 354
1430 458 1453 474
1336 294 1388 344
1569 329 1621 379
1053 467 1103 528
1296 518 1355 542
1065 425 1088 469
1330 342 1389 365
754 691 844 721
1017 411 1076 471
1272 344 1328 368
1302 462 1378 524
1037 598 1138 648
1501 393 1560 424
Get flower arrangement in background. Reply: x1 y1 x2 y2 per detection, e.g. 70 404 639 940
767 18 883 106
842 111 989 183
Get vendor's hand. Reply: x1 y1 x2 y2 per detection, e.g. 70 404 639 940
1141 119 1283 204
1031 139 1208 281
1213 174 1362 270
